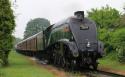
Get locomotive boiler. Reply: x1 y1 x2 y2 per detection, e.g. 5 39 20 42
16 11 104 70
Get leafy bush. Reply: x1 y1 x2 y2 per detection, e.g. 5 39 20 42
111 28 125 63
98 28 113 53
117 47 125 63
88 5 125 63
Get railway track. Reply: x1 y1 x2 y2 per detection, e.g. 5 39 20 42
97 70 125 77
30 57 125 77
79 70 125 77
64 67 125 77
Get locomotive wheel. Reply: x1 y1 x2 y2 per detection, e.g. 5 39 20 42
53 54 58 65
92 59 98 70
57 55 61 65
64 58 70 70
61 56 66 68
63 45 70 70
53 43 63 66
46 48 53 64
53 53 61 66
70 59 77 71
92 63 98 70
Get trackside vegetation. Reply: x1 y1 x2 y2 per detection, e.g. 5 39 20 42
0 51 54 77
99 52 125 71
0 0 15 66
24 18 50 39
88 5 125 63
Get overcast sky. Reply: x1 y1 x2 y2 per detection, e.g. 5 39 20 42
12 0 125 38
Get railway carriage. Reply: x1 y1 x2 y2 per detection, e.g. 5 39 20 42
16 11 104 70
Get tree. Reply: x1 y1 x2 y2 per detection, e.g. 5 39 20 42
110 28 125 63
24 18 50 39
87 5 120 29
119 14 125 27
13 37 22 46
0 0 15 66
87 5 120 53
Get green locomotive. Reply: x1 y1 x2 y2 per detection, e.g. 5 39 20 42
16 11 104 70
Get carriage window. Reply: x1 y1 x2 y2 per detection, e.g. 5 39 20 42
80 24 89 30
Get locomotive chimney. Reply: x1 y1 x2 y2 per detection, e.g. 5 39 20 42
74 11 84 20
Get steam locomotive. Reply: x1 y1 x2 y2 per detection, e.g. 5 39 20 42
16 11 104 70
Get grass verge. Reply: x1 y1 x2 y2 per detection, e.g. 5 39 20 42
99 52 125 71
0 51 54 77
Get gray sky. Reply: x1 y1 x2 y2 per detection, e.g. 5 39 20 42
12 0 125 38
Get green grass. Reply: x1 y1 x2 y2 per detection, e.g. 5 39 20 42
0 51 54 77
99 52 125 71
